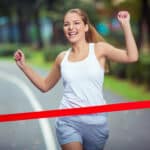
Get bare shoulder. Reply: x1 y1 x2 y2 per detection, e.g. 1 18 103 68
55 50 67 66
95 41 110 50
95 42 114 56
95 42 108 56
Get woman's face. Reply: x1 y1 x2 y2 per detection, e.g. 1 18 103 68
63 12 88 43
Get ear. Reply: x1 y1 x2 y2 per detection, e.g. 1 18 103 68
85 24 89 32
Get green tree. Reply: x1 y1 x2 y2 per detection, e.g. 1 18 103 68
0 0 44 47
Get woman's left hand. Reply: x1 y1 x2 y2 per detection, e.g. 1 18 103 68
117 11 130 26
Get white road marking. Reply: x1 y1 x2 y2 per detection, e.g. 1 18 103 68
0 71 57 150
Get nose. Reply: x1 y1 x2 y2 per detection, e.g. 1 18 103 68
68 23 73 30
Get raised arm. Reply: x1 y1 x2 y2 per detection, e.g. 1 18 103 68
14 50 64 92
96 11 139 63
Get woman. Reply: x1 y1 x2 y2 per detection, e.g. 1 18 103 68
14 8 138 150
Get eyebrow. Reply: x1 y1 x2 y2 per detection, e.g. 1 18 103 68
64 20 81 23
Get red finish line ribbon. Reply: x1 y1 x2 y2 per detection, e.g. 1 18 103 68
0 100 150 122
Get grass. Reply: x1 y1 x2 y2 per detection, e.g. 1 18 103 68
0 51 53 69
27 51 53 69
0 56 13 61
104 75 150 101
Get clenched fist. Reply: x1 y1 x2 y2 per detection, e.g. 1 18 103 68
117 11 130 27
14 49 26 69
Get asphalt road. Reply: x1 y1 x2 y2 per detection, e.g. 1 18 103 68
0 61 150 150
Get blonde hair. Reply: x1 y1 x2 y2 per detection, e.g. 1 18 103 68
64 8 109 73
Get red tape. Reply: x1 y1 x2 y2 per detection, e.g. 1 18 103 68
0 100 150 122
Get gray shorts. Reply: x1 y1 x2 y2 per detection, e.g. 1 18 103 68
55 113 109 150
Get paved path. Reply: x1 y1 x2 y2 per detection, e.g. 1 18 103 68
104 91 150 150
0 61 150 150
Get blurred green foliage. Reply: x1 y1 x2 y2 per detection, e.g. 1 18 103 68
43 44 69 61
0 43 31 59
114 0 142 21
110 54 150 89
47 0 100 25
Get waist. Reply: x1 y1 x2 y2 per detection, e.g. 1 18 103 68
60 93 106 108
56 113 108 125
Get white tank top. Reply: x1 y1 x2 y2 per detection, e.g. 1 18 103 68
60 43 106 109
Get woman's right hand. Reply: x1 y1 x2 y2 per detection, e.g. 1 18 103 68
14 49 26 69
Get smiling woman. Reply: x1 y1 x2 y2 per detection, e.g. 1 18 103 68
14 8 138 150
63 8 104 44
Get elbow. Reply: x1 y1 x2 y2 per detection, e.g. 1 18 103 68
40 80 51 93
128 57 138 63
40 87 50 93
128 55 139 63
134 56 139 62
40 89 48 93
130 57 138 63
133 54 139 62
40 84 49 93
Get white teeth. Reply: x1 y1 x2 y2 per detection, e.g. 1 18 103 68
69 32 77 36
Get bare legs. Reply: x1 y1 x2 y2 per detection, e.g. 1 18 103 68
61 142 83 150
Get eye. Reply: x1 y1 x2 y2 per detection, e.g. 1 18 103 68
63 23 69 27
74 22 80 25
